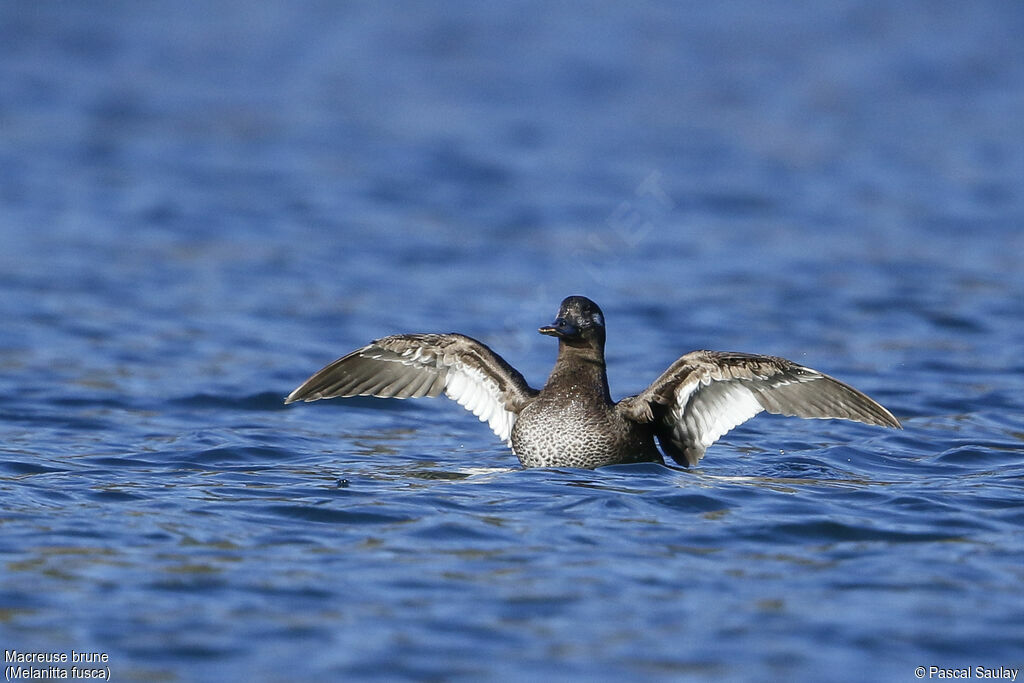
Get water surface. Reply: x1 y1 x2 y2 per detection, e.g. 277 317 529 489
2 2 1023 680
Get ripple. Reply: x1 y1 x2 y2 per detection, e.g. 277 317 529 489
84 488 147 502
0 459 69 476
186 445 295 465
262 504 413 525
761 518 964 544
171 392 292 411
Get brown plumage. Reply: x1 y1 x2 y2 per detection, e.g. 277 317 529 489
286 296 901 469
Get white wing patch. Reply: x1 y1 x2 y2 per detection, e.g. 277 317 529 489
678 380 763 452
380 346 516 446
670 369 765 464
443 361 516 446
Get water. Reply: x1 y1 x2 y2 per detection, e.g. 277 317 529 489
2 1 1023 680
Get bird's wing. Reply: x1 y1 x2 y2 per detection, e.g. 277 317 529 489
285 333 538 446
618 350 901 466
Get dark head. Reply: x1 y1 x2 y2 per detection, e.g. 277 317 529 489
539 296 606 351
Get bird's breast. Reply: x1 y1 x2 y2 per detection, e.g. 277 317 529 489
510 398 657 469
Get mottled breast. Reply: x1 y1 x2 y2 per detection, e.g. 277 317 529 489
510 398 660 469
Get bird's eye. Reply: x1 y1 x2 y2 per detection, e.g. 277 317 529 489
591 312 604 326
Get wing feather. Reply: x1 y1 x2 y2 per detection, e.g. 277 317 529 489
619 350 900 466
285 333 538 446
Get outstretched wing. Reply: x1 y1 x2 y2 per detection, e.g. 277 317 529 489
619 350 901 466
285 334 538 446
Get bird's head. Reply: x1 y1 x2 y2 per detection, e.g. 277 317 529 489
539 296 606 349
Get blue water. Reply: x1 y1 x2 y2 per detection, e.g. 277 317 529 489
2 2 1023 680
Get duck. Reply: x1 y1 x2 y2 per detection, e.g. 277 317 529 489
285 296 901 469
